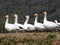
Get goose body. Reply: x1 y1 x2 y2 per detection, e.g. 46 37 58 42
34 13 45 29
5 23 20 31
4 15 20 31
43 11 59 28
24 15 35 30
14 14 27 30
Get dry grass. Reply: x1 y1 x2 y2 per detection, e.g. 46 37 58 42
0 32 60 45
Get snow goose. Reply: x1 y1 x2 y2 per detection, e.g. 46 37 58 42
43 11 59 29
34 13 46 30
4 15 20 31
24 15 36 30
14 14 27 30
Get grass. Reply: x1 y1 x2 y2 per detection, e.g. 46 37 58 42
0 32 60 45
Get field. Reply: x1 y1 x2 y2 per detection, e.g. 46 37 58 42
0 32 60 45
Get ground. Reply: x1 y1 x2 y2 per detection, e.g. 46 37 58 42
0 32 60 45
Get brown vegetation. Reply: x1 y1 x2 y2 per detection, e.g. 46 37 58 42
0 32 60 45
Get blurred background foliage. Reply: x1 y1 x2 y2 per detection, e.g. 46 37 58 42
0 0 60 32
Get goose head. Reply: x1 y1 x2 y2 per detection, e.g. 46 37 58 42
3 15 9 24
34 13 38 17
3 15 9 19
42 11 47 21
13 14 18 24
42 11 47 15
33 13 38 25
14 14 18 18
25 15 29 19
24 15 29 24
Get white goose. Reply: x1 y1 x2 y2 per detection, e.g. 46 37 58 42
4 15 20 31
14 14 27 30
24 15 35 30
43 11 59 29
34 13 46 29
55 20 60 25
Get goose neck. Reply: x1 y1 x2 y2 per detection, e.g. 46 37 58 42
55 20 58 23
24 17 29 24
5 18 8 24
44 14 47 22
15 16 18 24
34 16 38 24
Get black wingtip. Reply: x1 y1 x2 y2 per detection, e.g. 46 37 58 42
19 27 23 29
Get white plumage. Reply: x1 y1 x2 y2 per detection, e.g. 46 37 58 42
4 15 20 31
14 14 27 30
43 11 59 28
24 15 35 30
55 20 60 25
3 11 60 32
34 13 46 29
